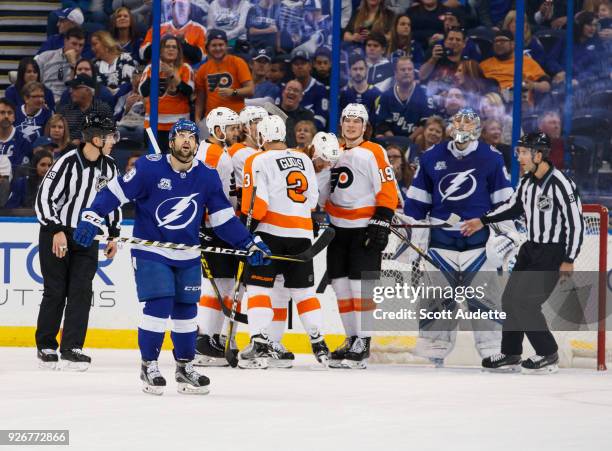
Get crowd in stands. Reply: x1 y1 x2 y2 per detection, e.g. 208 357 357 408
1 0 611 210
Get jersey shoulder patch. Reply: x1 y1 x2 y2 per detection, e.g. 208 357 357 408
146 154 162 161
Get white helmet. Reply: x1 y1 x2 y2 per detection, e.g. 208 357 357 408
206 106 240 140
257 115 286 146
341 103 369 129
239 106 268 126
312 132 341 163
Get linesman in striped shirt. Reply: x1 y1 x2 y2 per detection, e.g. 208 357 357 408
34 113 121 371
462 133 584 374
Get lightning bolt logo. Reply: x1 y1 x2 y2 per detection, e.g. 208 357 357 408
439 169 477 202
155 193 199 229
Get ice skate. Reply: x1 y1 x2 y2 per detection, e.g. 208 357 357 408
429 357 444 368
482 353 522 373
140 360 166 396
268 341 294 369
60 349 91 371
238 334 278 369
343 337 370 369
521 353 559 374
37 349 58 370
310 333 330 368
194 334 228 367
329 336 356 368
175 359 210 395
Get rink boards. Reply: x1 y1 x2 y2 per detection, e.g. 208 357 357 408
0 218 346 351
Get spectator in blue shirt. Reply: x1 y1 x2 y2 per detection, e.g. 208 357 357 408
110 6 143 63
339 54 381 120
14 82 53 145
247 48 281 106
246 0 280 52
5 58 55 111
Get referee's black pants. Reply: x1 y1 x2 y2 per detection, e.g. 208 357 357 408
35 228 98 352
501 242 566 356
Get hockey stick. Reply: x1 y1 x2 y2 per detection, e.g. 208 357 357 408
95 232 333 262
262 101 288 122
200 253 249 324
146 127 162 154
224 179 259 367
391 213 461 229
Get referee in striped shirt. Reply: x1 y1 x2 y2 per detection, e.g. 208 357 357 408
34 113 121 370
461 133 584 374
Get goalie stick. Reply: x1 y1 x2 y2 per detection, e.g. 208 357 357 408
391 213 461 229
96 229 335 263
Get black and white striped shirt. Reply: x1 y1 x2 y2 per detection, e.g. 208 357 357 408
35 146 121 236
482 165 584 263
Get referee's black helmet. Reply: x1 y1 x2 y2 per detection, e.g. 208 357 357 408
82 113 117 142
517 132 551 158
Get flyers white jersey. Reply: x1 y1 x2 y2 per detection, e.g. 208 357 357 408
325 140 398 228
242 148 318 239
196 141 236 226
228 142 259 188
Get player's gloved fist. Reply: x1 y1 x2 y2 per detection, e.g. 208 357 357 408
364 207 393 252
73 209 103 247
244 235 272 266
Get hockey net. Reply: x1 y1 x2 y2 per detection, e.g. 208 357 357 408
371 204 610 370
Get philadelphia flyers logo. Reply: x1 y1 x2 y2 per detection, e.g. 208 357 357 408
330 167 354 192
207 72 233 92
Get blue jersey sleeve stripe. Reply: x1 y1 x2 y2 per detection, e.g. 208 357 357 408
406 186 432 204
107 177 130 204
490 187 514 204
208 207 235 227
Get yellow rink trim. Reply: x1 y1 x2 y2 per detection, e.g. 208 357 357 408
0 326 347 353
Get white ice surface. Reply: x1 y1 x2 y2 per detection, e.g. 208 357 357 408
1 348 611 451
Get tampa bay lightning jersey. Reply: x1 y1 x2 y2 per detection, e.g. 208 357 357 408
373 84 433 135
339 84 381 122
404 140 513 242
301 77 329 129
89 154 251 267
0 128 33 168
15 106 53 144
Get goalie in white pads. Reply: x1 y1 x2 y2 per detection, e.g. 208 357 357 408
194 107 242 366
403 108 514 366
239 115 330 369
322 103 399 369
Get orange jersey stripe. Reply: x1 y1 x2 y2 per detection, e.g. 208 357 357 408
296 297 321 315
241 152 268 219
204 142 224 168
199 296 220 310
337 299 354 314
261 210 313 231
325 202 375 220
228 142 246 158
248 295 272 309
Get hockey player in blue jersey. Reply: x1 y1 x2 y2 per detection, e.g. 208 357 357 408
403 108 514 366
73 119 271 395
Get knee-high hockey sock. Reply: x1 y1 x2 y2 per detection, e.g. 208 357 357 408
138 297 173 361
290 287 323 337
268 277 289 342
331 277 356 336
246 285 273 337
349 279 375 338
171 302 198 361
197 277 234 336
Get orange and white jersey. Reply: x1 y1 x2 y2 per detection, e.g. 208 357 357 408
325 140 398 228
242 149 318 239
228 142 259 188
140 20 207 61
196 140 236 212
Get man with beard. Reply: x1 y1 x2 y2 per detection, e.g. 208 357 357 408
0 98 33 174
278 79 316 148
140 0 206 66
340 55 381 121
480 30 550 107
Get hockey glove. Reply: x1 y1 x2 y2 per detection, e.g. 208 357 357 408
73 210 103 247
364 207 394 252
242 235 272 266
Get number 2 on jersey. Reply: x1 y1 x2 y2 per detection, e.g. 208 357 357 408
286 170 308 203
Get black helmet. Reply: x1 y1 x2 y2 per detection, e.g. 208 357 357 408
517 132 551 157
82 113 118 144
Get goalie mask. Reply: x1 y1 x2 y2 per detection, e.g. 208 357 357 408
312 132 341 163
450 108 481 145
206 106 241 142
257 115 286 147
